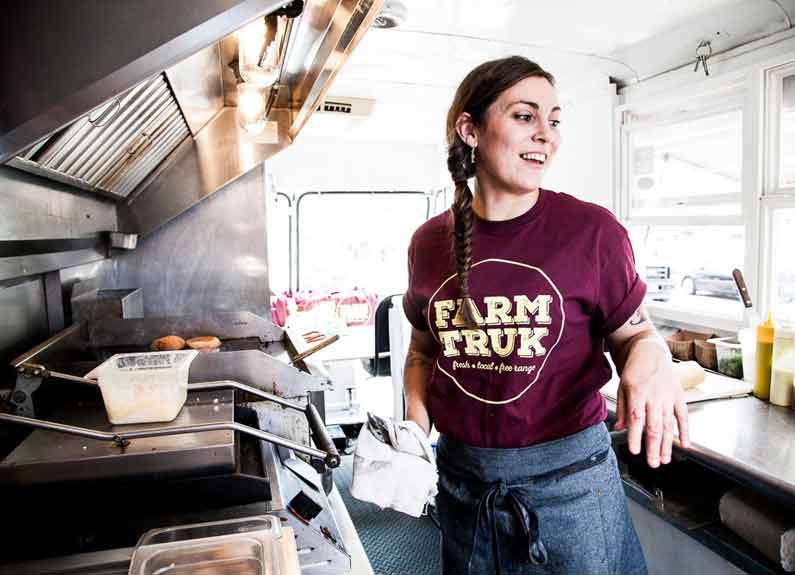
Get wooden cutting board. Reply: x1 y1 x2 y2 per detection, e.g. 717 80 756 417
600 370 752 404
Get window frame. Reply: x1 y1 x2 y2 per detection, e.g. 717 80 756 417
764 61 795 197
616 39 795 332
615 73 758 333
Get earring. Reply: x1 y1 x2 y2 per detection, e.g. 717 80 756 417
470 146 476 165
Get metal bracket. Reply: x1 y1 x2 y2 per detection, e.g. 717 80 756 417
8 369 44 418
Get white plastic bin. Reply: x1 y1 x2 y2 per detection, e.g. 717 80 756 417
738 328 756 386
89 350 198 425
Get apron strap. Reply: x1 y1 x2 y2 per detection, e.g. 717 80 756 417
466 482 548 574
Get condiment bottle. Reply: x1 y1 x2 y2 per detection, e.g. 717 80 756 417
769 323 795 407
754 312 774 400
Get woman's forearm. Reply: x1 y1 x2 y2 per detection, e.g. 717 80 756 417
404 348 434 435
610 329 670 377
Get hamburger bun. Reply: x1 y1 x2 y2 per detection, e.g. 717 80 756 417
150 335 186 351
186 336 222 351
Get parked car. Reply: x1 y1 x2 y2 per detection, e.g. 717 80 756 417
680 270 741 300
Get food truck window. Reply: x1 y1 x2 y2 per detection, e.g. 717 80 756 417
629 225 745 322
626 108 743 219
296 192 430 293
778 73 795 188
620 85 746 328
267 191 292 294
761 64 795 320
768 209 795 320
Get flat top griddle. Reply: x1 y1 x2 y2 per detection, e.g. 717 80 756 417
0 389 236 485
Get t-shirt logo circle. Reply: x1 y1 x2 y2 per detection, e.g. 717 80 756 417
428 258 566 404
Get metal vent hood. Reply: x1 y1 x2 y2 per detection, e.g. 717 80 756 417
0 0 383 237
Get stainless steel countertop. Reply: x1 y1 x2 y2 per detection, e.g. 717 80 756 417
603 393 795 503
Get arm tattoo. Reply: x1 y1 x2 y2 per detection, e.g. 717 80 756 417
628 307 648 327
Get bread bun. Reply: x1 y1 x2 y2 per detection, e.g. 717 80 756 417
672 360 706 390
186 336 222 351
150 335 186 351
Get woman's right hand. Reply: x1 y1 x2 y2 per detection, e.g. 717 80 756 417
404 327 438 436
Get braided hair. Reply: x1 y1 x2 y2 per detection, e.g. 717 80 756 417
445 56 555 327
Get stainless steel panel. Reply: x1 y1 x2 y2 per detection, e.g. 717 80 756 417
259 440 353 574
0 0 290 163
102 166 273 317
0 390 236 486
43 270 65 334
0 167 117 241
118 108 290 237
0 278 48 367
71 288 144 322
89 312 284 346
0 247 107 282
277 0 384 138
165 43 225 135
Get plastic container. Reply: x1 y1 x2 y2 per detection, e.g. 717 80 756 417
708 337 744 379
769 324 795 407
129 515 299 575
755 312 775 400
88 350 198 424
738 327 756 387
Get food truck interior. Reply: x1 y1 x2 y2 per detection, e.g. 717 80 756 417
2 1 795 574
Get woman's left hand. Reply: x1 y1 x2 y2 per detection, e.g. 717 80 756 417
613 339 691 468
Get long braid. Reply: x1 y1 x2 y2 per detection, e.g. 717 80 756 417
447 137 478 327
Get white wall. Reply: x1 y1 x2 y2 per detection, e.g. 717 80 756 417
267 136 449 195
268 72 616 210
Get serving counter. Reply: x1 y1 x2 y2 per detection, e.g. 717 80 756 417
602 388 795 574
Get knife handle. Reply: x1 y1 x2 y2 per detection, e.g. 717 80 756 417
732 268 752 309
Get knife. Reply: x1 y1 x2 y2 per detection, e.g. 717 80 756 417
732 268 752 309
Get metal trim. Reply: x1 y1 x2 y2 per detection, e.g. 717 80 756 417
0 247 107 282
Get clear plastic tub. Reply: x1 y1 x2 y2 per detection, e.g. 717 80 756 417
708 337 744 379
129 515 297 575
88 350 198 425
738 328 756 386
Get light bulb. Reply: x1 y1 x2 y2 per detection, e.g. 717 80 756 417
236 16 280 87
237 82 267 134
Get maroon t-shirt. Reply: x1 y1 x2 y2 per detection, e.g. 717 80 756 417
403 188 646 448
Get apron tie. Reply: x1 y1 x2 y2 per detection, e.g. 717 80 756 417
466 480 548 574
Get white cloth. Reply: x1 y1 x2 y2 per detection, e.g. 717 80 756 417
349 413 438 517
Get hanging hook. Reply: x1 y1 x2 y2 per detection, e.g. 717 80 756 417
694 40 713 76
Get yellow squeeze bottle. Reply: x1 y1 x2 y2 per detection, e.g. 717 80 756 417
754 312 774 400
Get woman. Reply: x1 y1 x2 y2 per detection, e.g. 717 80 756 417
402 56 691 574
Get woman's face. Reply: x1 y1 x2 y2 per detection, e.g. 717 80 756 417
472 76 561 195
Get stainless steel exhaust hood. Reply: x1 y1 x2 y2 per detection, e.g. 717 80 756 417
8 74 191 200
0 0 383 237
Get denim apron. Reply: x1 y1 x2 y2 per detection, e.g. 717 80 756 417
436 423 647 575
